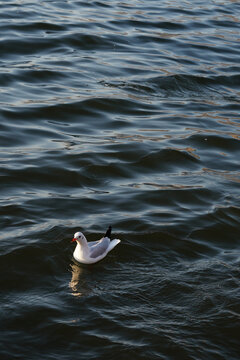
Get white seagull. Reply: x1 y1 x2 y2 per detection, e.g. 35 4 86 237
71 226 121 264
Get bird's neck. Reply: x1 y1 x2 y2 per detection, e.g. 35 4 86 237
76 237 89 258
77 235 87 246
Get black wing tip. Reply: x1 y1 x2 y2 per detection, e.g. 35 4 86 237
105 225 112 238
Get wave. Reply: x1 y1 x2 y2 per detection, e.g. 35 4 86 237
102 73 240 100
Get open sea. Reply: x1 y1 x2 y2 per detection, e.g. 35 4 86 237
0 1 240 359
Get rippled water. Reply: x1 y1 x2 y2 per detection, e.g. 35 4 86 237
1 1 240 359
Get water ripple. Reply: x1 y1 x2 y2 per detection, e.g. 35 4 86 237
1 0 240 359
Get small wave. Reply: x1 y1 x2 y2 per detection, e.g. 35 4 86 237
103 73 240 100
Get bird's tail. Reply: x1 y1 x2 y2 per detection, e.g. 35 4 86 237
104 225 112 239
108 239 121 253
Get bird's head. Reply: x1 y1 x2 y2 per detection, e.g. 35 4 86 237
72 232 85 243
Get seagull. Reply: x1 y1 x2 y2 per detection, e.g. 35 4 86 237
71 226 121 264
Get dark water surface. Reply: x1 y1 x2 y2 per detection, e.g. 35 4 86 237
1 1 240 359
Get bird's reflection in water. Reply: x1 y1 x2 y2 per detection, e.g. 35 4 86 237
69 263 92 297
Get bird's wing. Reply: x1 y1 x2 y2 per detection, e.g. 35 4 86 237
88 240 100 247
89 237 110 258
104 226 112 239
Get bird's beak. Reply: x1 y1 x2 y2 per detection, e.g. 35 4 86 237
71 238 76 242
